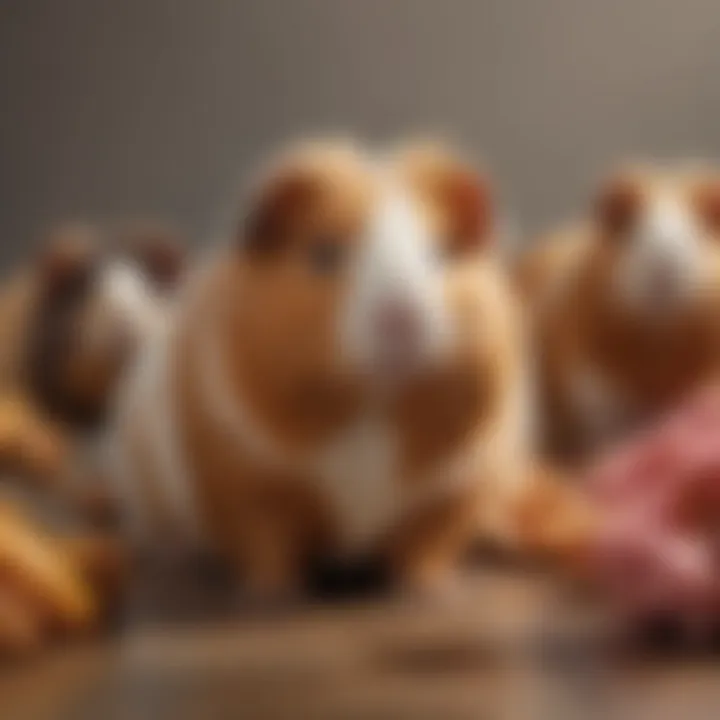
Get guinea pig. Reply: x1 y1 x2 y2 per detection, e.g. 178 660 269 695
518 162 720 463
104 139 546 601
0 220 185 481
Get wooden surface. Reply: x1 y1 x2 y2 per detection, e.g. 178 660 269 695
1 569 720 720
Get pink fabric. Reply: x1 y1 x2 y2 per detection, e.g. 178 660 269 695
586 385 720 622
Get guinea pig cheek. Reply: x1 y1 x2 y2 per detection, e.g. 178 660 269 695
338 190 455 384
611 198 706 318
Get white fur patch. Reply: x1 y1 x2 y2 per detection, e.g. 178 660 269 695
81 262 167 361
145 326 203 542
101 267 203 546
340 184 453 381
613 195 705 316
102 261 165 334
101 384 152 544
104 326 202 546
315 413 399 553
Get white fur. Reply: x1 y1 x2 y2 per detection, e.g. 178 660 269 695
315 181 463 550
104 330 203 547
80 261 167 362
102 373 153 543
315 413 399 553
102 261 166 337
613 194 706 316
340 183 453 381
94 260 187 542
102 267 204 546
143 324 202 543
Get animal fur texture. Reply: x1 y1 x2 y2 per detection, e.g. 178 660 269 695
106 139 585 599
518 162 720 463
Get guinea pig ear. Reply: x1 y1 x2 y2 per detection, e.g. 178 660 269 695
441 167 494 252
694 179 720 233
399 144 494 253
595 175 642 237
240 170 317 257
121 223 186 288
36 223 99 300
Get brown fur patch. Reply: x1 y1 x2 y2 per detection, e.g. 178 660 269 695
241 142 374 259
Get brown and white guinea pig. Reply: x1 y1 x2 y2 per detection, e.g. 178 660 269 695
518 162 720 463
0 220 185 481
103 138 555 600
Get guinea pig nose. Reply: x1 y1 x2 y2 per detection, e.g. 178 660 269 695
373 297 421 346
648 258 682 297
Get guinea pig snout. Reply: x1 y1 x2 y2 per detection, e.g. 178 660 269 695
373 297 422 352
621 199 704 313
361 294 441 379
618 241 698 314
644 255 681 295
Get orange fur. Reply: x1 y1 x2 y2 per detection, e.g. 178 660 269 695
521 164 720 462
0 266 69 481
0 501 97 633
109 140 557 598
0 500 128 657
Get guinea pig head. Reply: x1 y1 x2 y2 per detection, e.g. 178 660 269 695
235 141 493 401
342 143 494 386
27 221 186 430
593 164 720 320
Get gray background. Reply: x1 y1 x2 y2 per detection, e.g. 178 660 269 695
1 0 720 265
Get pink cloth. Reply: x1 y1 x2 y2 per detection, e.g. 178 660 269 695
586 385 720 623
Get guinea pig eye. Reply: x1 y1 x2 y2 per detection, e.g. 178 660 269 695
305 237 345 275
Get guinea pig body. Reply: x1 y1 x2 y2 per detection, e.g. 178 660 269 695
106 141 534 598
521 164 720 462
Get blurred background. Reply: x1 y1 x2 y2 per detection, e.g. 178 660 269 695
2 0 720 266
4 3 720 717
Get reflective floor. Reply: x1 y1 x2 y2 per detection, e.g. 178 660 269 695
2 569 720 720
